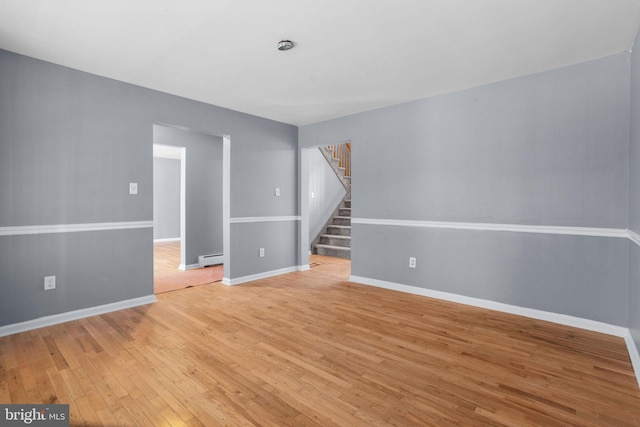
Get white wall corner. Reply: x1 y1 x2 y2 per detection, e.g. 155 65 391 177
299 264 311 271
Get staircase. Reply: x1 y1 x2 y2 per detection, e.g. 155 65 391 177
313 144 352 259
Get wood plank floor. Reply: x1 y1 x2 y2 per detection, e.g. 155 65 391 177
2 255 640 426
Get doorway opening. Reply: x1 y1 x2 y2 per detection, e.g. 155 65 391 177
152 124 228 293
301 142 353 275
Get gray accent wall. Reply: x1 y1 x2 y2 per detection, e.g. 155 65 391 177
629 28 640 348
301 53 631 326
0 229 151 325
153 157 181 240
231 221 299 278
352 225 628 325
0 49 298 327
308 148 346 241
153 126 223 265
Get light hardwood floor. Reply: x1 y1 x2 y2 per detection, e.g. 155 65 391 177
154 241 223 294
153 240 183 277
1 255 639 426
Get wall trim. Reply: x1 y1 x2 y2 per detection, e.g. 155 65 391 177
628 230 640 247
178 263 200 271
350 275 627 336
352 218 631 239
153 237 181 243
0 295 157 338
223 265 308 286
624 331 640 390
0 221 154 236
230 216 301 223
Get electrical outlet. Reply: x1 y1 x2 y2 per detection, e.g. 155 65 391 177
44 275 56 290
409 257 417 269
259 248 265 257
274 187 281 197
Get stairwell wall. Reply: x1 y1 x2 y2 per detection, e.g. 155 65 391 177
300 53 630 326
308 148 347 243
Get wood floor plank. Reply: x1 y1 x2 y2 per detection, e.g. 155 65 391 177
1 255 639 425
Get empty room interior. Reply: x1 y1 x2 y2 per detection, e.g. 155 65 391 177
2 1 640 425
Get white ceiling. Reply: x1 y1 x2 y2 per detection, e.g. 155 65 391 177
1 0 640 126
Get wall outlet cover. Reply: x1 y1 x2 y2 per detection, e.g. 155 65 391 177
409 257 417 268
44 275 56 290
129 182 138 195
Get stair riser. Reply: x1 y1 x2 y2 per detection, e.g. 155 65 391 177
339 208 351 216
327 226 351 236
319 236 351 247
333 217 351 226
344 200 351 208
316 246 351 259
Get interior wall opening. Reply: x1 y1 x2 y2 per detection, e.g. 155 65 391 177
301 141 353 273
152 124 229 293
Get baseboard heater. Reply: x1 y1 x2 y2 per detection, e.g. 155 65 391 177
198 253 223 268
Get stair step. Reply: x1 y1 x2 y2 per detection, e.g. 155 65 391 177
344 200 351 208
338 208 351 216
315 244 351 259
326 225 351 236
319 234 351 247
333 216 351 226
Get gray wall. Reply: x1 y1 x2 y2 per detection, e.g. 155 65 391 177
629 28 640 348
154 126 223 265
231 221 299 278
153 157 181 240
301 53 631 326
308 148 346 242
0 49 298 327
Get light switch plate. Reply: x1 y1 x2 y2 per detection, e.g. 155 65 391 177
259 248 265 257
274 187 281 197
409 257 417 268
129 182 138 195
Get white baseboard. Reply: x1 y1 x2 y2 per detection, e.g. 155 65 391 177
0 295 157 338
153 237 180 243
223 265 309 286
349 275 640 388
349 275 627 336
178 263 199 271
624 331 640 390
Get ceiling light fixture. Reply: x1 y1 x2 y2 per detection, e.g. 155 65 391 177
278 40 294 51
